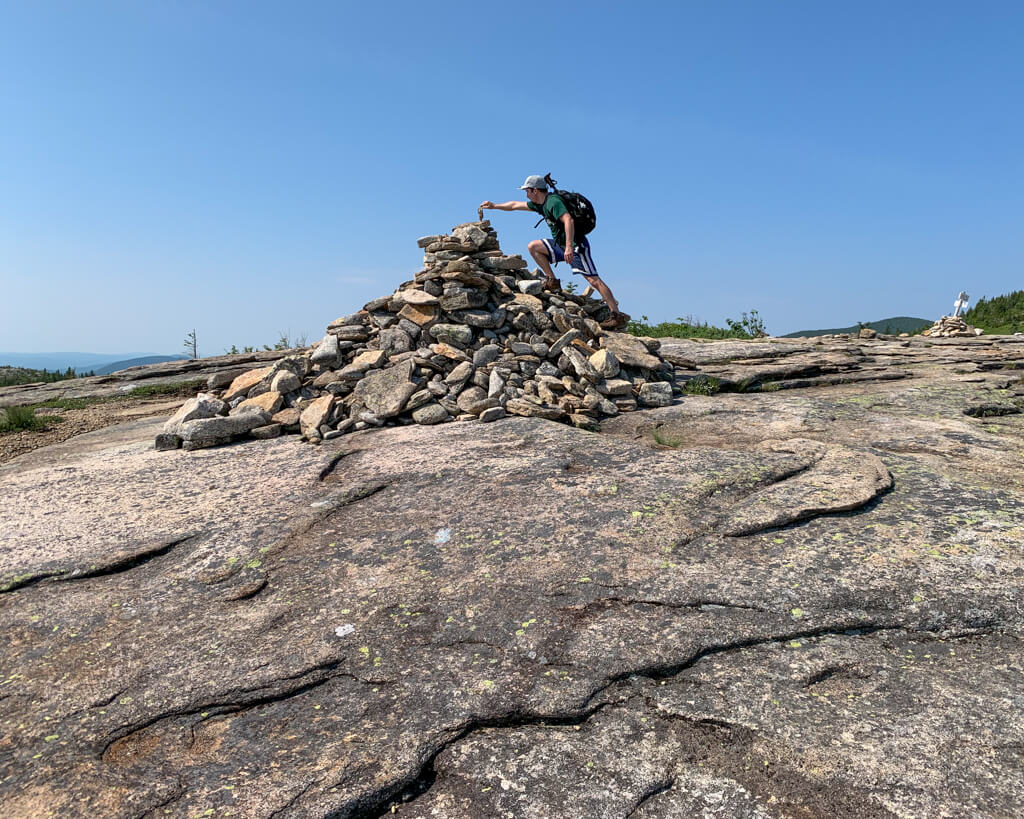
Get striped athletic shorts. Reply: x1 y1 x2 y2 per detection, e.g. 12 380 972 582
541 235 598 277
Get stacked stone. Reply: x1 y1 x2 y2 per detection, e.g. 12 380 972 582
921 316 983 338
156 220 675 451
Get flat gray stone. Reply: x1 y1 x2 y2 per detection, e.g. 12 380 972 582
566 348 600 383
454 309 506 329
270 371 302 394
299 395 335 437
601 332 664 370
439 290 488 311
405 389 434 411
154 432 181 451
456 386 488 413
473 345 502 367
178 409 271 449
369 312 399 330
332 325 370 343
590 349 621 379
549 329 581 359
351 359 418 419
488 369 508 398
597 378 633 396
505 398 565 420
430 324 474 345
638 381 674 406
412 403 450 425
478 406 507 422
310 334 340 366
162 393 227 434
379 328 413 355
445 361 475 387
395 288 439 307
479 254 528 270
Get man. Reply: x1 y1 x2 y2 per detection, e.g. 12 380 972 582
480 175 628 329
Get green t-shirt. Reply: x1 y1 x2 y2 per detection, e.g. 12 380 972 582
528 193 571 247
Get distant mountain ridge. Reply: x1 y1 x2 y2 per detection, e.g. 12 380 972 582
781 316 931 338
92 356 189 375
0 352 183 372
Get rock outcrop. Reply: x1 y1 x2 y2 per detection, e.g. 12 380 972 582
156 221 675 450
3 293 1024 817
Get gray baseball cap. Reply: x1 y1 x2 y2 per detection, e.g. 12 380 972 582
519 174 546 190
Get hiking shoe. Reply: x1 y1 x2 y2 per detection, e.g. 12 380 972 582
542 276 561 293
599 311 630 330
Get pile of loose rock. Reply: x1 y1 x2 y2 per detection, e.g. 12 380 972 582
157 220 676 451
921 315 983 338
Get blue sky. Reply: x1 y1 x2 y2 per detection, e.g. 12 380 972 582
2 1 1021 355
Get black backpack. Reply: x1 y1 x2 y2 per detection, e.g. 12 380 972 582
534 174 597 237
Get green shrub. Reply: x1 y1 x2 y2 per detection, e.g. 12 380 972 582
962 290 1024 335
626 310 767 340
680 375 721 395
0 406 59 433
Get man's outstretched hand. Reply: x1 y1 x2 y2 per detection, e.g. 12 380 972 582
479 201 494 210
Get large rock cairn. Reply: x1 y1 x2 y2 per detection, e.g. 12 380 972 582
921 315 983 338
156 220 675 451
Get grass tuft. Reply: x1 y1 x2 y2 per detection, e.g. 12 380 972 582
0 406 59 433
123 379 206 398
651 429 684 448
680 375 721 396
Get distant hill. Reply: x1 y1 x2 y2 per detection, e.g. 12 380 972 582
781 316 931 338
0 352 176 372
962 290 1024 335
92 355 188 375
1 366 83 388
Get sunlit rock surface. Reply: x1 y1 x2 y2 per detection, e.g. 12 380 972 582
1 333 1023 818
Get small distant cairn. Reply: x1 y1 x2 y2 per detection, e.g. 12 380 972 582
920 316 982 338
157 220 676 451
921 291 982 338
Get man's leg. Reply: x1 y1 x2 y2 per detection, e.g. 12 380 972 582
571 240 622 317
528 239 559 286
583 274 620 314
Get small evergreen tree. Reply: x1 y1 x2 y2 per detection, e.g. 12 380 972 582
183 329 198 359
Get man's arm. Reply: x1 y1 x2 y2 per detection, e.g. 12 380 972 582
562 212 575 263
480 200 531 211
